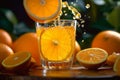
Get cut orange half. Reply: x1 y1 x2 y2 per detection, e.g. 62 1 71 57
23 0 62 23
76 48 108 69
2 52 31 71
40 26 72 61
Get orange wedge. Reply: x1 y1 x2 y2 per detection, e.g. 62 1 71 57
40 26 72 61
106 52 120 66
76 48 108 69
113 55 120 75
2 52 31 71
23 0 62 23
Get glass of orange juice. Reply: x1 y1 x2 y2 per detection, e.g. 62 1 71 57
36 19 77 70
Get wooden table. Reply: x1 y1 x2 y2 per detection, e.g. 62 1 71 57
0 66 119 80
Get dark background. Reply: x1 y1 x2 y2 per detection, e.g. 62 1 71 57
0 0 34 26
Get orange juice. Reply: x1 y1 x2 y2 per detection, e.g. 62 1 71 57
36 20 77 70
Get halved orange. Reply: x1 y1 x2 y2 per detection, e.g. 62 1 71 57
40 26 72 61
2 52 31 71
76 48 108 69
23 0 62 23
113 55 120 75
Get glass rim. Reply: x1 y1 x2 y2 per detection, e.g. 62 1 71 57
36 19 77 23
36 19 78 28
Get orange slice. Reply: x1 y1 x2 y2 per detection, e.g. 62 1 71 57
40 26 72 61
76 48 108 69
2 52 31 71
23 0 62 23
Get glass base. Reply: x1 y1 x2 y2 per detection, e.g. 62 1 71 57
41 59 73 70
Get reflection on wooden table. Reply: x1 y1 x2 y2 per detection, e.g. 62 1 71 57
0 65 119 80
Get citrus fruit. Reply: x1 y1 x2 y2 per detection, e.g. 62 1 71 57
23 0 62 23
106 52 120 67
74 41 81 55
73 41 81 62
0 29 12 47
76 48 108 69
113 55 120 75
91 30 120 55
12 32 41 65
0 43 14 69
40 26 72 61
2 51 31 72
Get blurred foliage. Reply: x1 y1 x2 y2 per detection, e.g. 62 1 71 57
0 0 120 49
62 0 120 49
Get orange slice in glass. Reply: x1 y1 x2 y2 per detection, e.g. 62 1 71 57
40 26 72 61
76 48 108 69
2 52 31 71
23 0 62 23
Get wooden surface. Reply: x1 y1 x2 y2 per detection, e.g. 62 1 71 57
29 66 116 78
0 65 119 80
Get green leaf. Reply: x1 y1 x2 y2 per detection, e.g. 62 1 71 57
0 9 18 25
78 33 94 49
0 9 18 33
107 5 120 31
13 22 35 37
91 18 114 32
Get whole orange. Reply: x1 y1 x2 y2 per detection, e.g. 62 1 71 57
0 29 12 47
0 43 14 69
91 30 120 55
12 32 41 65
74 41 81 55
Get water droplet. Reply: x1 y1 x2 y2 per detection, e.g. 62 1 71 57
81 20 85 24
82 40 85 43
70 2 74 5
73 17 76 20
71 2 76 6
81 25 84 28
65 13 68 16
63 11 66 13
62 2 68 8
83 32 86 34
85 4 90 9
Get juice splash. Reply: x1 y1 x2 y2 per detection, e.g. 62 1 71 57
61 1 90 44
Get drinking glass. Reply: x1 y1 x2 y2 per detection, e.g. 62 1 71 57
36 20 77 70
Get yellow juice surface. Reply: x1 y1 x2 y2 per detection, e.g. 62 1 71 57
36 26 75 62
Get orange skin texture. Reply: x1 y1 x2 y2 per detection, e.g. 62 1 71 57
0 29 12 47
91 30 120 55
0 43 14 69
12 33 41 65
74 41 81 62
